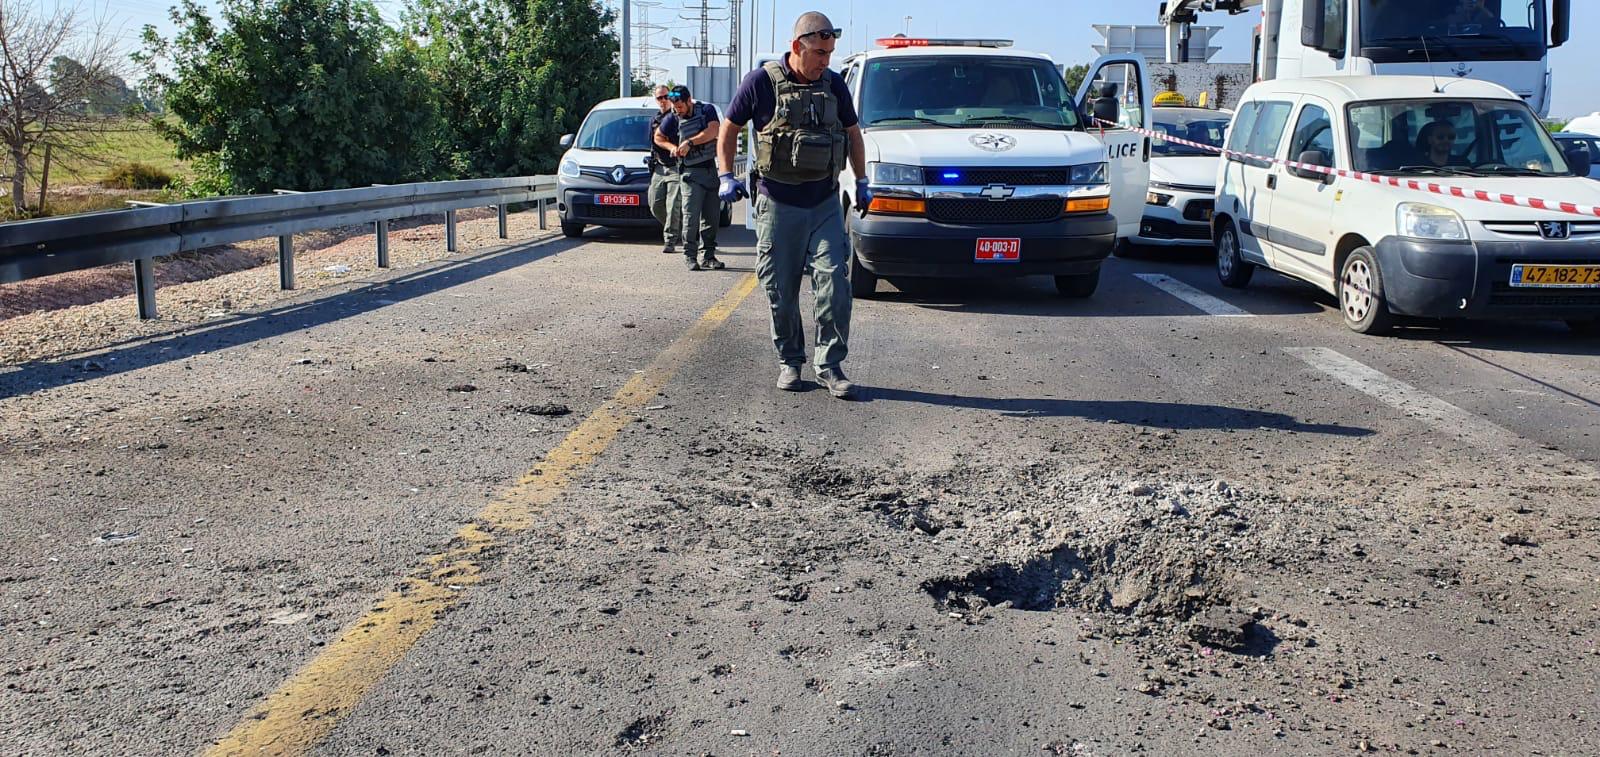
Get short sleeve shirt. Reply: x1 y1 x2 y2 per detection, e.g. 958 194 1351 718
724 54 859 209
657 101 720 144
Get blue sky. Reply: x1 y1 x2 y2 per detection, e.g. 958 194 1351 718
107 0 1600 118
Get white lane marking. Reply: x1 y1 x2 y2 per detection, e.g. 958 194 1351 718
1285 346 1595 474
1134 274 1253 318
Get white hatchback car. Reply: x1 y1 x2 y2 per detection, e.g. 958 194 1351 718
1131 106 1231 251
1213 76 1599 335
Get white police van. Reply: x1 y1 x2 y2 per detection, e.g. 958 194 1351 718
833 38 1152 297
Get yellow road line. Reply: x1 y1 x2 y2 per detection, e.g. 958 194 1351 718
206 273 759 756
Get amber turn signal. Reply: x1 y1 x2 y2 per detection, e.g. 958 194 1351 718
868 197 927 215
1065 196 1111 214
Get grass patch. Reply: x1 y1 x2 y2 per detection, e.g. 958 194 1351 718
101 162 175 190
45 120 188 186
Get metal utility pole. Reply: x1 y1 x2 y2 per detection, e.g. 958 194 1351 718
635 0 668 83
619 0 632 98
729 0 741 74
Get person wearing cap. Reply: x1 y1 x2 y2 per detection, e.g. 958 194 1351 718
647 85 684 255
714 11 868 399
655 85 725 271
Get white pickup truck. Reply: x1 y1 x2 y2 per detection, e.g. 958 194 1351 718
831 38 1155 298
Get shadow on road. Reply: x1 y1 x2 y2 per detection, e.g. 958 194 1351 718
861 388 1373 437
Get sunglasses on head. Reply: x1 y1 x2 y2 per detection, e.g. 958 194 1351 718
798 28 844 42
668 92 686 100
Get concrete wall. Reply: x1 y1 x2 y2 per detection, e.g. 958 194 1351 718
1149 63 1255 111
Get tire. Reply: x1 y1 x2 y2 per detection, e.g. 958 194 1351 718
1054 268 1100 298
845 195 879 298
1338 247 1395 335
1215 223 1254 289
719 201 732 228
1111 239 1138 258
560 221 584 238
1567 319 1600 336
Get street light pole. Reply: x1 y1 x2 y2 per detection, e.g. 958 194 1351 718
620 0 632 98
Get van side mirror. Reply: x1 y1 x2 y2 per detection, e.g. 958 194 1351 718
1552 0 1570 48
1565 145 1592 177
559 134 574 148
1291 150 1336 183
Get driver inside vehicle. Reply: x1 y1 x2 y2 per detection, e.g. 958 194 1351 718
1415 121 1464 167
1446 0 1497 28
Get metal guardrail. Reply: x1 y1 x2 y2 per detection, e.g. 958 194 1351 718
0 176 559 319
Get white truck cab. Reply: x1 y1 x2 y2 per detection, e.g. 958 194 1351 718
1214 75 1600 335
832 39 1153 298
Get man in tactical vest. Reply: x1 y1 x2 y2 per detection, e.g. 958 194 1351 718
714 11 868 399
655 85 725 271
647 85 683 255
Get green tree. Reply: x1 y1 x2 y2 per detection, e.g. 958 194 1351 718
1061 64 1089 96
407 0 621 176
138 0 444 195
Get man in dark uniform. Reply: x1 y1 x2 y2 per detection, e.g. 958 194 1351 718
714 11 869 399
647 85 683 255
655 85 725 271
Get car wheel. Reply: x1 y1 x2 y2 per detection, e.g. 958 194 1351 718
1111 239 1139 259
1215 223 1254 289
719 201 732 228
1054 269 1100 298
1567 319 1600 336
1338 247 1395 335
560 221 584 238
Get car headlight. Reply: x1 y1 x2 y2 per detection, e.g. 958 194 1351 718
559 158 580 178
1396 202 1467 240
869 162 924 185
1147 191 1173 206
1070 162 1108 185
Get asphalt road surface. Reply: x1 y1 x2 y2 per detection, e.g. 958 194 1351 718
3 210 1598 756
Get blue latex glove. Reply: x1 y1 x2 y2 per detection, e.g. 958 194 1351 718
854 178 873 212
718 172 748 203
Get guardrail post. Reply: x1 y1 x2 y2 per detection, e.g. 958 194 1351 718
497 204 508 239
538 199 548 230
278 235 295 290
445 210 457 252
134 258 157 320
376 220 390 268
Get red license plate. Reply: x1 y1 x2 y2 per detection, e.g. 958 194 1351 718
975 238 1021 263
596 194 640 206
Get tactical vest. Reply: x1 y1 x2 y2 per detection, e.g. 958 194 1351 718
755 61 848 185
648 110 675 165
676 102 717 168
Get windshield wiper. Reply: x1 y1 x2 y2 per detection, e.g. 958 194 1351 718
1474 165 1551 177
1370 165 1479 177
1368 34 1464 55
960 115 1069 130
868 116 956 128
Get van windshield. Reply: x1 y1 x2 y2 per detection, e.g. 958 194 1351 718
1347 99 1570 176
1359 0 1547 63
859 55 1081 131
577 110 655 151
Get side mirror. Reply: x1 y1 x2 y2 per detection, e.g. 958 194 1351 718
1300 0 1327 50
1565 146 1592 177
1091 98 1121 127
559 134 574 148
1552 0 1570 48
1292 150 1336 183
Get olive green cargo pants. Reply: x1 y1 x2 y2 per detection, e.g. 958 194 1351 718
648 163 683 247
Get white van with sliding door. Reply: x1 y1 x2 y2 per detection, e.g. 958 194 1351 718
1213 76 1600 335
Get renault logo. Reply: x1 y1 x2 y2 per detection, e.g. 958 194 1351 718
611 166 628 184
1538 221 1571 240
978 183 1016 201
